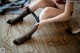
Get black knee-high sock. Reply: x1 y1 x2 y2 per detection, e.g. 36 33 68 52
7 7 32 24
13 8 40 45
16 7 32 19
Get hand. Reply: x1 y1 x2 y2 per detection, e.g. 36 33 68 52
36 20 47 30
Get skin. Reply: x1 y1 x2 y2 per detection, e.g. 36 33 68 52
22 0 74 29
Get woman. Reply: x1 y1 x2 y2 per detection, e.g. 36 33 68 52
7 0 74 45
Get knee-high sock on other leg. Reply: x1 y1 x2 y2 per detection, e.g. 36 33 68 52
7 7 32 25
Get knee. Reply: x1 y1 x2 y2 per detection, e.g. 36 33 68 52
39 7 51 20
40 7 52 16
44 7 54 12
44 7 52 11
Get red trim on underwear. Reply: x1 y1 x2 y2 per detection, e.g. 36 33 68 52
56 0 65 4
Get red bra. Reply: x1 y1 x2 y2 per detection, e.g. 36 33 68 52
56 0 66 4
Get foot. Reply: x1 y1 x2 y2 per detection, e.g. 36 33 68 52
71 28 80 34
66 28 80 35
7 18 23 25
13 34 31 45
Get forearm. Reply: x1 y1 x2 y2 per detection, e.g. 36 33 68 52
43 13 72 24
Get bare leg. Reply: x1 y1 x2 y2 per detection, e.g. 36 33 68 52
39 7 64 21
7 0 55 25
34 7 63 29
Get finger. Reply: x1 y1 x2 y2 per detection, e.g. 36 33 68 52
38 24 43 30
37 25 40 30
35 23 39 25
35 23 40 30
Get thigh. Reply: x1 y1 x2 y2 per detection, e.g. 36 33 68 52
46 7 64 17
40 0 56 8
29 0 56 12
39 7 64 20
30 0 56 8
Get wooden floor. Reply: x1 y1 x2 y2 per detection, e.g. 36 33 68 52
0 3 80 53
